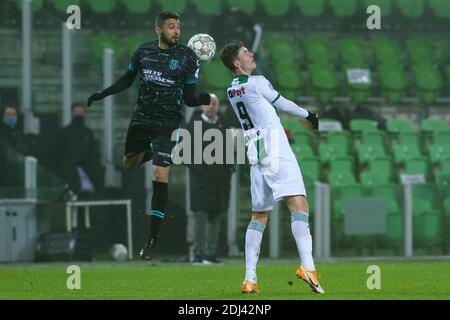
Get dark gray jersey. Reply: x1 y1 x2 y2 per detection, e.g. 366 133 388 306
129 40 200 122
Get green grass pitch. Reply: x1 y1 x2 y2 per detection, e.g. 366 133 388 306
1 259 449 300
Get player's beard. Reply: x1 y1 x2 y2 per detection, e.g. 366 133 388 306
160 33 178 48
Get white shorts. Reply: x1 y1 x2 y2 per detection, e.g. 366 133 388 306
250 155 306 212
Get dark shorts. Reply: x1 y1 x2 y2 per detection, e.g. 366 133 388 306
124 111 180 167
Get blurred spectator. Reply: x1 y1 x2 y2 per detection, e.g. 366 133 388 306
55 103 102 199
209 7 263 54
0 105 27 154
350 105 387 130
184 94 234 264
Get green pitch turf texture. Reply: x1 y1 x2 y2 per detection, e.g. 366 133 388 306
1 260 449 300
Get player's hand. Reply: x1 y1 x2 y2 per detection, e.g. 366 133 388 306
306 111 319 131
86 92 104 108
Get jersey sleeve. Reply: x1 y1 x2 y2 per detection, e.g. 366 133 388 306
256 76 281 104
184 49 200 85
128 46 141 72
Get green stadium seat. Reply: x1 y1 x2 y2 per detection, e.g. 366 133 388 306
274 62 304 100
360 171 390 186
50 0 80 12
386 212 402 242
368 156 394 181
435 172 450 198
292 131 313 146
387 119 414 134
329 156 355 173
378 64 408 103
407 39 435 65
404 156 431 180
350 119 378 133
227 0 255 15
127 35 149 57
432 131 450 145
268 36 298 63
362 131 387 148
420 119 449 133
296 0 324 17
156 0 186 13
292 143 315 158
414 212 441 245
429 0 450 18
319 144 348 164
373 38 402 66
303 37 332 65
122 0 152 14
439 159 450 174
299 156 321 181
261 0 290 16
412 63 443 104
90 35 120 69
201 59 233 101
338 38 367 66
328 171 357 188
397 0 424 18
413 183 439 208
393 144 422 165
281 118 309 135
309 64 338 103
428 144 450 166
330 0 357 17
88 0 117 14
192 0 221 15
358 144 386 166
326 131 352 153
363 0 392 17
397 132 422 147
444 198 450 218
369 183 402 214
371 183 401 201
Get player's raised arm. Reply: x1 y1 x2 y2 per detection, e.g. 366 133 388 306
257 77 319 130
86 68 138 108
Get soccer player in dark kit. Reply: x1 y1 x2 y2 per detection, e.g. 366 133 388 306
86 11 211 261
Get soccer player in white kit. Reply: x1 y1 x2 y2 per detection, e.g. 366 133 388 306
220 40 324 294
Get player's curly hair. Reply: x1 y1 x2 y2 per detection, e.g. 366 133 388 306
220 40 245 72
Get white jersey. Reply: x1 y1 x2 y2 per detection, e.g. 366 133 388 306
226 75 307 210
227 75 284 133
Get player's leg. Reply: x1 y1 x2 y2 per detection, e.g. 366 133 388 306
242 165 274 293
285 194 324 294
242 211 269 294
140 130 175 261
140 164 170 260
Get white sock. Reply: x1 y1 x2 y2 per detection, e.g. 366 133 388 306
291 212 316 271
245 221 266 284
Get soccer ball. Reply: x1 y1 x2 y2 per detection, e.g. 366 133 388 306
110 243 128 261
187 33 216 62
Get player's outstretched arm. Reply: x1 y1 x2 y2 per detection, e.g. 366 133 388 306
86 69 137 107
183 83 211 107
273 95 319 130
